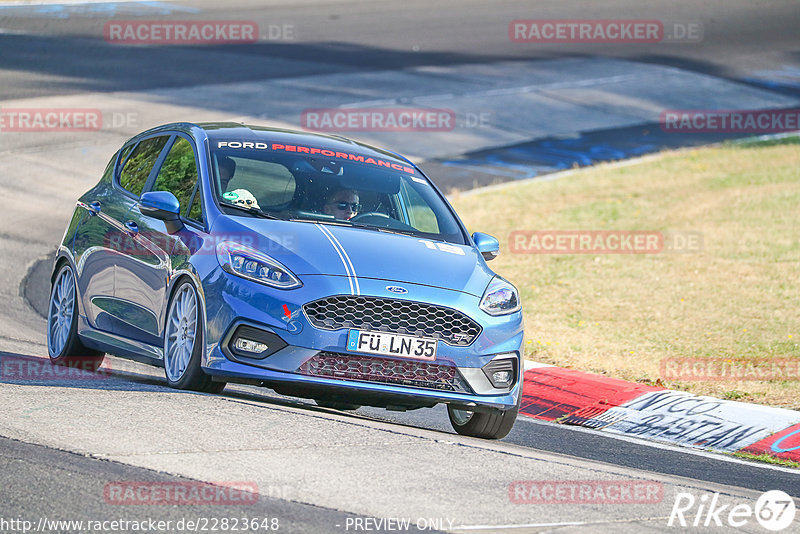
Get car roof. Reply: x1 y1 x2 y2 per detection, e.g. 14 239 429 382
136 121 415 167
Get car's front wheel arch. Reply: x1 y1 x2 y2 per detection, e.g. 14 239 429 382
447 398 520 440
47 261 104 365
162 276 224 393
51 256 70 286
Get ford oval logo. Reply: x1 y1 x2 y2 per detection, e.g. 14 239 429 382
386 286 408 294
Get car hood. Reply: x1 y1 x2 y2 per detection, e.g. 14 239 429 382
215 217 495 297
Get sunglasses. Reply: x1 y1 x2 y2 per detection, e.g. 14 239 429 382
234 198 257 206
328 201 361 211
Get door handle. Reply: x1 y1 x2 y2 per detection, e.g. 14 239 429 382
124 220 139 236
87 200 101 215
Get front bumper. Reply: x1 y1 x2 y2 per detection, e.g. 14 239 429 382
201 270 524 410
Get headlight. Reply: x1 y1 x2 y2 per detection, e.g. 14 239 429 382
216 241 302 290
479 276 521 316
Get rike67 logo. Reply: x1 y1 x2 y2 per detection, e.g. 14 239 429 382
669 490 796 531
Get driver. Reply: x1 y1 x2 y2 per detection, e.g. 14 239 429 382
322 189 360 221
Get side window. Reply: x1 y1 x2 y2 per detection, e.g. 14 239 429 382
100 149 119 182
401 181 439 233
152 136 202 222
188 188 203 222
118 136 169 197
118 143 134 171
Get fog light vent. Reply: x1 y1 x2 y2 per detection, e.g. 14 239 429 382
234 338 269 354
492 370 513 386
227 325 287 361
482 356 517 388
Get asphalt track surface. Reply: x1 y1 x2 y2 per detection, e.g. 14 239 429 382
0 0 799 100
1 1 799 532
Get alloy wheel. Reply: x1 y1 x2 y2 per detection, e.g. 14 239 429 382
47 267 76 356
164 284 197 382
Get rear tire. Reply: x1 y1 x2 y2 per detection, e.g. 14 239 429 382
47 263 105 368
163 280 225 393
447 404 518 440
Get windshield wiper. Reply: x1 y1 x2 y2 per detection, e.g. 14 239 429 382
221 202 281 220
289 217 350 226
347 222 418 237
287 217 420 237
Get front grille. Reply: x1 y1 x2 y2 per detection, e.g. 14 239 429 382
298 352 470 392
303 295 481 346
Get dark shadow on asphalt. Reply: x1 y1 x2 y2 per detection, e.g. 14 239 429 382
0 34 532 99
1 351 179 392
5 349 800 499
4 32 797 103
421 120 769 192
0 435 424 534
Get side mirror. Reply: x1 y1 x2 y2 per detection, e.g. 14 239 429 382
472 232 499 261
139 191 183 233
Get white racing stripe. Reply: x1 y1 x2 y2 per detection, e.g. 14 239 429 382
323 225 360 295
315 224 353 295
315 223 360 295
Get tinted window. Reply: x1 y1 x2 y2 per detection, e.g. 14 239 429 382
188 188 203 223
119 136 169 197
215 155 296 209
118 143 134 172
100 150 119 183
119 136 169 196
401 181 439 234
152 137 200 221
209 142 465 244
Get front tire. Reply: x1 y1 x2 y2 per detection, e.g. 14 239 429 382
163 280 225 393
447 404 518 440
47 263 104 367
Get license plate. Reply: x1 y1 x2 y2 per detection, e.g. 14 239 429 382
346 329 437 360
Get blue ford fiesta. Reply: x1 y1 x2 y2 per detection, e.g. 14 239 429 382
48 122 523 439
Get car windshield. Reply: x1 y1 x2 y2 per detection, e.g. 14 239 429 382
209 139 466 244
